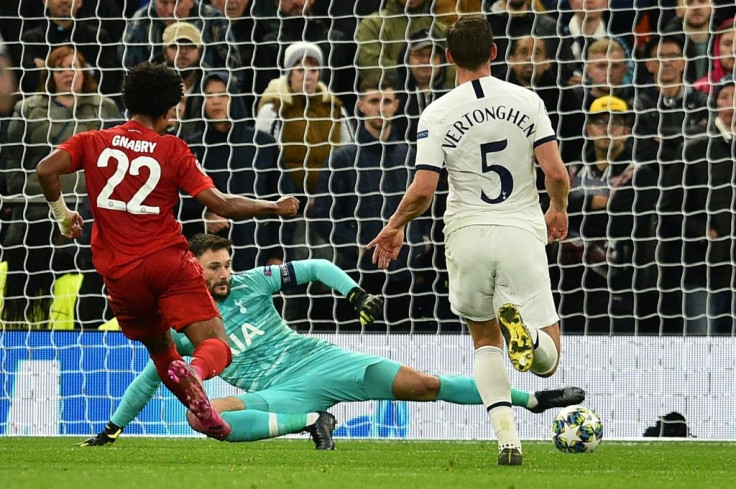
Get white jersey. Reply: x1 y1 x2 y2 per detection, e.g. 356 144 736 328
415 76 556 242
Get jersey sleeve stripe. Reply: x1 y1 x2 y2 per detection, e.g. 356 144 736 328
278 262 298 291
471 79 485 99
415 164 443 173
533 134 557 148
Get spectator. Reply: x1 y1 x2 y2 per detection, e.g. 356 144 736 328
559 96 657 334
183 71 283 271
0 31 17 117
312 75 434 331
120 0 241 73
19 0 122 98
1 46 120 327
393 28 453 144
255 41 353 329
563 0 631 76
356 0 455 87
634 35 707 332
208 0 270 117
255 41 352 196
393 30 458 330
663 0 716 84
506 35 586 163
633 34 709 180
159 21 211 139
253 0 357 110
659 76 736 335
579 37 635 109
694 17 735 93
484 0 575 82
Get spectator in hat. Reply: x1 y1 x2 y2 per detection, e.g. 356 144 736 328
393 28 454 144
120 0 241 73
356 0 455 85
160 21 211 139
255 41 352 196
254 40 353 330
559 95 657 334
253 0 357 111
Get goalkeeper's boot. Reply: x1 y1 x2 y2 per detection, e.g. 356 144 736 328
304 411 337 450
497 447 523 466
77 422 123 447
169 360 231 441
497 303 534 373
529 386 586 414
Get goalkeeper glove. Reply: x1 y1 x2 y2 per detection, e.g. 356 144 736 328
347 287 384 327
77 422 123 447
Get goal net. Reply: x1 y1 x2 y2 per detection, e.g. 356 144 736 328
1 1 735 441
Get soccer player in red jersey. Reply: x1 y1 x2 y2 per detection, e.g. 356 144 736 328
36 62 300 440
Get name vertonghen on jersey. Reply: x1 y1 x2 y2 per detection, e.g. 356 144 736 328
442 105 537 149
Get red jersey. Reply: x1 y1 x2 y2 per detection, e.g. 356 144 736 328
59 120 214 278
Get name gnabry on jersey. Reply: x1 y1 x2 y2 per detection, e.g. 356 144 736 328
442 106 536 148
111 135 157 153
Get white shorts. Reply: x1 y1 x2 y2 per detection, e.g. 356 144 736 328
445 224 559 328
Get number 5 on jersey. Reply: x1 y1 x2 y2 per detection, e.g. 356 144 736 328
480 139 514 205
96 148 161 215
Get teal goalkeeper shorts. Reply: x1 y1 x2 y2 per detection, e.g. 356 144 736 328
234 350 402 413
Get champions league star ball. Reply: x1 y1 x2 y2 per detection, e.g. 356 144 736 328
552 405 603 453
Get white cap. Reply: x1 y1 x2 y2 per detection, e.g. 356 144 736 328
283 41 324 71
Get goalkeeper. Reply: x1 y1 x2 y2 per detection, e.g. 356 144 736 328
81 234 584 449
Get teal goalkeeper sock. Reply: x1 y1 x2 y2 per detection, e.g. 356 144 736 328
436 375 482 404
221 410 309 442
435 375 531 408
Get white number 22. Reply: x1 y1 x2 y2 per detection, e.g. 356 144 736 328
96 148 161 215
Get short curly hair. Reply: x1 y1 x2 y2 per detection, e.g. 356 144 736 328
189 234 233 258
122 62 183 118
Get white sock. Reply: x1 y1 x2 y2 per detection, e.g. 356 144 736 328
306 413 320 426
531 328 559 376
474 345 521 451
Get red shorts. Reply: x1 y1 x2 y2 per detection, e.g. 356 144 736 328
103 245 220 341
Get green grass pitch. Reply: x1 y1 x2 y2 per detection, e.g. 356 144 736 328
2 438 734 489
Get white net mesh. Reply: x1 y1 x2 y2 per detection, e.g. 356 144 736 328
1 1 736 439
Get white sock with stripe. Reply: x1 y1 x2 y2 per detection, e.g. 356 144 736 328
474 345 521 452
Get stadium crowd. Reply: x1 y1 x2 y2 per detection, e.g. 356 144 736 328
0 0 735 336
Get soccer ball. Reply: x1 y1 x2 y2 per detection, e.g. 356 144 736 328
552 405 603 453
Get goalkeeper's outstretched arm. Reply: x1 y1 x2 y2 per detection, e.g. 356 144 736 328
288 259 384 327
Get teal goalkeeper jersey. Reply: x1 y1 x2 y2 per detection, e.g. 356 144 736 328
173 260 358 392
